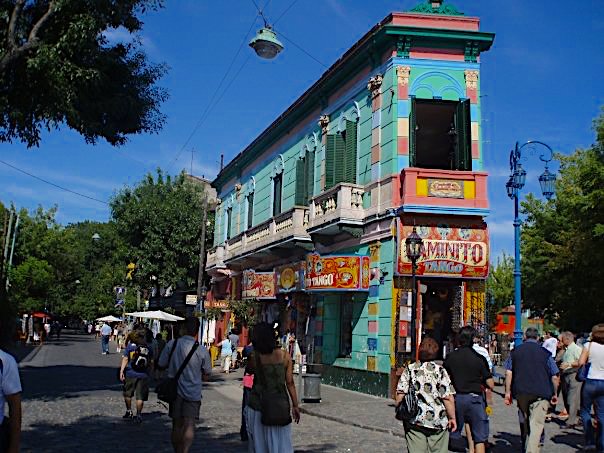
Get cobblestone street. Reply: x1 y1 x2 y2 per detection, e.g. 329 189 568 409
17 333 581 452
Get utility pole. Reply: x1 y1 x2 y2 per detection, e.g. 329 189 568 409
196 193 208 303
6 212 20 291
2 207 14 287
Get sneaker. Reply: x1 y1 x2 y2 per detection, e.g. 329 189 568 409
133 415 142 424
583 445 596 451
122 410 133 419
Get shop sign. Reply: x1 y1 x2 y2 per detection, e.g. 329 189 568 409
242 270 276 299
185 295 197 306
305 254 370 291
428 179 464 199
205 299 229 309
396 223 489 278
275 262 304 293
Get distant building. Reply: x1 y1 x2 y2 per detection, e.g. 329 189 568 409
206 0 494 396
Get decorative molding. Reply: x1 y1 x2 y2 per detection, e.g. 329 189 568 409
464 70 479 89
464 41 479 63
300 133 319 159
409 0 464 16
244 176 256 196
270 154 285 179
367 74 383 98
396 66 411 86
318 115 330 135
396 36 412 58
235 183 242 192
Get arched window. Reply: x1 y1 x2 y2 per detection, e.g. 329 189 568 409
295 134 318 206
270 155 285 216
224 194 234 240
244 177 255 229
325 104 360 189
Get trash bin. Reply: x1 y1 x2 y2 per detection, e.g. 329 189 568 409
301 373 321 403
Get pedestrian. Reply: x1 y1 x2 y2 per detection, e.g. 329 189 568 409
578 323 604 451
95 323 101 339
87 323 93 335
158 317 212 453
100 322 112 354
229 330 240 370
504 327 560 453
245 322 300 453
397 337 456 453
444 326 494 453
241 340 255 441
0 342 22 452
557 331 582 427
542 331 558 358
119 329 153 423
217 334 232 374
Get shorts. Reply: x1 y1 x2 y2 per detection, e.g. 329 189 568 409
453 393 489 444
169 395 201 420
123 377 149 401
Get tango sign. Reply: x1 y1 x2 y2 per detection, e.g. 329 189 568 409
397 224 489 278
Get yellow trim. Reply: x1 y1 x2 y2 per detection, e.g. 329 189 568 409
416 178 428 197
464 180 475 199
471 122 479 141
398 118 409 137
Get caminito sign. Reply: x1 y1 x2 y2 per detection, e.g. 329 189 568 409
396 223 489 278
305 254 370 291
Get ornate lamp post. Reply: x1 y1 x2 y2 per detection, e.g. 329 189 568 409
198 285 208 312
506 141 556 347
405 226 425 359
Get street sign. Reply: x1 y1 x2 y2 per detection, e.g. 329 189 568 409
185 295 197 306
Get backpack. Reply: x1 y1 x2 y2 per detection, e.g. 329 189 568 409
395 366 420 422
130 344 150 372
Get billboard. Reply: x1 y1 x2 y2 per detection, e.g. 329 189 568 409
242 270 276 299
305 254 370 291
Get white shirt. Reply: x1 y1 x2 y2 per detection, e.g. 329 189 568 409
100 324 112 336
542 337 558 357
585 342 604 380
0 350 22 424
473 344 493 370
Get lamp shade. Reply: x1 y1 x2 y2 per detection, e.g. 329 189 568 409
200 285 208 299
513 164 527 189
405 227 424 262
539 168 556 200
505 177 515 199
249 27 284 59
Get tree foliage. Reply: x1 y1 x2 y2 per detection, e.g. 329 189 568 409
486 252 514 325
521 109 604 331
0 0 167 147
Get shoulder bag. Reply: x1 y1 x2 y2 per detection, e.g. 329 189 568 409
395 365 420 422
255 351 292 426
156 340 199 404
576 342 592 382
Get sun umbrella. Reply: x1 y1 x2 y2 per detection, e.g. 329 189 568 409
96 315 123 322
125 310 184 322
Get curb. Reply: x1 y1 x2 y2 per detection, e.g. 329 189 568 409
18 344 42 365
299 406 405 439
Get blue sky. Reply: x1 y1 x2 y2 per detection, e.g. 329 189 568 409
1 0 602 260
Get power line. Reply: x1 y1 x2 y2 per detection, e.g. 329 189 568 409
0 159 109 205
166 13 260 172
273 0 299 25
275 29 329 68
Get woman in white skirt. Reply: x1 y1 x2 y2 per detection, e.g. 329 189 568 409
245 322 301 453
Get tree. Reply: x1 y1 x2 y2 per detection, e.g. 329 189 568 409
111 169 209 293
521 109 604 331
486 252 514 325
0 0 167 147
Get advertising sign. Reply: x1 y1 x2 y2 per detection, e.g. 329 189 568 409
205 299 229 309
275 262 304 293
185 295 197 306
396 222 489 278
427 179 464 198
242 270 276 299
305 254 370 291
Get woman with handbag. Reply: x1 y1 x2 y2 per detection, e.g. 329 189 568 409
245 322 300 453
396 337 457 453
578 323 604 451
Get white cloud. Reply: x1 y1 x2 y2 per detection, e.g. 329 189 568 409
487 220 514 237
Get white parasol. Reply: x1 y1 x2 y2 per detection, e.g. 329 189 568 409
125 310 184 322
96 315 123 322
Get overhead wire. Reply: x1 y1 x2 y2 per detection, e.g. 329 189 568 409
275 29 329 68
0 159 109 205
166 12 260 172
273 0 299 25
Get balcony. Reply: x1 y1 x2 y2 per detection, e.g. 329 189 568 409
206 207 311 268
398 168 489 216
307 183 366 232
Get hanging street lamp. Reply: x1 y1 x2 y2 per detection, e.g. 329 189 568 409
405 226 424 359
249 26 284 59
506 140 556 347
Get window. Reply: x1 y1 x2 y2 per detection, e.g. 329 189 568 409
272 173 282 216
325 119 357 189
410 98 471 171
246 193 254 229
339 295 353 357
295 151 315 206
225 207 232 240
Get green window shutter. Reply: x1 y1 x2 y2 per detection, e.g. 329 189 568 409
344 120 357 183
295 157 306 205
325 135 336 189
226 208 232 240
306 151 315 203
455 99 471 171
334 133 346 185
409 97 417 167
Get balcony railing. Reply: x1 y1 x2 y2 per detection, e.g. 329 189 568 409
307 182 365 230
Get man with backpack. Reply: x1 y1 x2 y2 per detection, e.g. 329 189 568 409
120 329 153 423
158 317 211 453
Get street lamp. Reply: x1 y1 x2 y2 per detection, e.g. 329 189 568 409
405 226 424 360
249 26 284 59
198 285 208 312
506 140 556 347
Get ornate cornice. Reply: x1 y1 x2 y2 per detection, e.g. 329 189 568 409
367 74 383 98
464 70 479 89
396 66 411 86
409 0 464 16
318 115 330 134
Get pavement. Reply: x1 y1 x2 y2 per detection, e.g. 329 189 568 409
17 333 582 452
